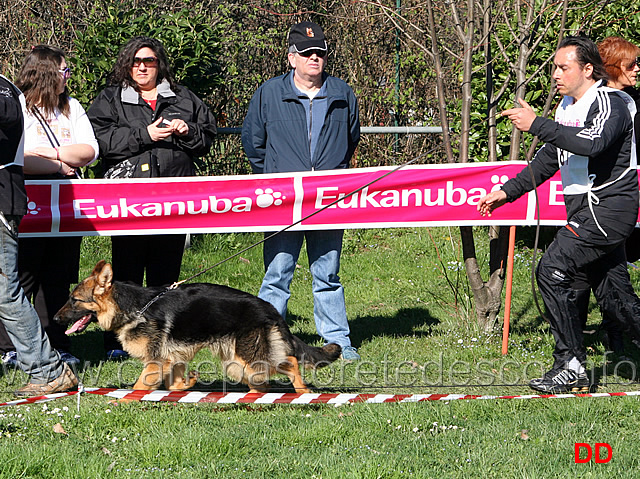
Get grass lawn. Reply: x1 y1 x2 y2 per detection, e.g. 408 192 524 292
1 228 638 478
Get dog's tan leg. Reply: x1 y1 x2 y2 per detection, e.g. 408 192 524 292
166 362 199 391
133 361 164 390
225 355 271 393
247 383 270 394
280 356 311 394
246 365 270 393
247 380 270 394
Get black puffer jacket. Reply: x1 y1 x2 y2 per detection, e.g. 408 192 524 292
87 80 216 178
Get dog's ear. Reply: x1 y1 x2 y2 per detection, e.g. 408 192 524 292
92 260 107 277
94 262 114 296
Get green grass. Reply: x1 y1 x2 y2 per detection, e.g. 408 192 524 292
1 228 639 478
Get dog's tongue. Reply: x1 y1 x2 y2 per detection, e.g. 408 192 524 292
65 315 92 335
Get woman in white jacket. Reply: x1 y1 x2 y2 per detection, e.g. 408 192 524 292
0 45 98 368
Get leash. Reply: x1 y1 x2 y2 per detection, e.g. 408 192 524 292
136 288 171 316
135 150 436 314
522 139 551 324
525 160 548 322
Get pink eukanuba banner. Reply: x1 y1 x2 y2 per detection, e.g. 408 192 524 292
19 162 627 237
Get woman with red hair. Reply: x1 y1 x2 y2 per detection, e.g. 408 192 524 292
599 37 639 148
599 36 640 91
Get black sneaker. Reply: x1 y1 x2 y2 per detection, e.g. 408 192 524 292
529 367 590 393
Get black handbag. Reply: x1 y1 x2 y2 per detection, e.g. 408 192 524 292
104 158 139 179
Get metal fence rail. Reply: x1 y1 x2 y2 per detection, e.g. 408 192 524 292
217 126 443 135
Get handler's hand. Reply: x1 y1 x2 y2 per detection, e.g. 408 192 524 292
501 98 536 132
477 190 508 217
147 117 174 142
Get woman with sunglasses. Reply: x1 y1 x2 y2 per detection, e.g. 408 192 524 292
599 37 640 267
87 36 216 360
0 45 98 368
599 37 640 144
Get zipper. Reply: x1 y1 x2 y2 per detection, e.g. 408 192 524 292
309 98 314 170
144 97 160 176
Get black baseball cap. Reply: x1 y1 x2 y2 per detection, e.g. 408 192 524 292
288 22 327 53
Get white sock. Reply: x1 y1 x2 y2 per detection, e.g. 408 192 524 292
567 357 585 374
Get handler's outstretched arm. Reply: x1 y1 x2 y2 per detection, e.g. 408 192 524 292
477 190 508 217
501 98 536 132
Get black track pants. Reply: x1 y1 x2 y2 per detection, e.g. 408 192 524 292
536 211 640 367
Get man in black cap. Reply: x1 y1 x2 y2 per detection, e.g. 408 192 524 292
242 21 361 361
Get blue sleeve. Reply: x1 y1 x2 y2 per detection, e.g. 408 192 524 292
348 88 360 161
241 87 267 174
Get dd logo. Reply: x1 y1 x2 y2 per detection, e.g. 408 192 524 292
574 443 612 463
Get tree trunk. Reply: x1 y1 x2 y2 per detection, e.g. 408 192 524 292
460 225 509 331
426 0 454 163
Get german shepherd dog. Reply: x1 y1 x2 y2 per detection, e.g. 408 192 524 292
55 261 341 393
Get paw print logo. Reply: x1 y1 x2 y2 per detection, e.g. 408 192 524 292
255 188 285 208
490 174 510 193
26 198 40 215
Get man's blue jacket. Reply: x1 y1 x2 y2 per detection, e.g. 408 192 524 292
242 70 360 174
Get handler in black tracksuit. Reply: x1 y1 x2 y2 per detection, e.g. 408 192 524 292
478 36 640 393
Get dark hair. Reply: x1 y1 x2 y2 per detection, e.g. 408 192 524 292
558 36 608 81
598 36 640 83
109 36 177 91
16 45 70 118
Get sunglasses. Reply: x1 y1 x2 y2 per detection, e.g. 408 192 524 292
133 56 158 68
297 49 327 58
58 67 71 80
629 57 640 69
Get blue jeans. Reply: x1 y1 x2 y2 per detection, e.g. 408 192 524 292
259 229 352 348
0 215 62 383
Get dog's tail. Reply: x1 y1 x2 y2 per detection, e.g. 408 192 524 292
291 336 341 368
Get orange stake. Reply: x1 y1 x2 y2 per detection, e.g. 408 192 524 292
502 225 517 355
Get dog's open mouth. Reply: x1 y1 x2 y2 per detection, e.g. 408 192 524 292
65 314 94 335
